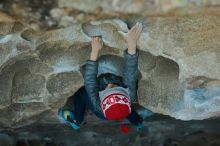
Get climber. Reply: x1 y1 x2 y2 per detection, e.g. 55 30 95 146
58 22 144 133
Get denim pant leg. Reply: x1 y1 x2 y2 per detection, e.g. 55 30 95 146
64 86 105 120
80 86 106 120
63 86 87 124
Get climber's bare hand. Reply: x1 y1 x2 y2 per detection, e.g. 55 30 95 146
90 37 103 61
119 22 143 55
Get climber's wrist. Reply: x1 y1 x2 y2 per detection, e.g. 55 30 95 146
90 51 99 61
127 44 137 55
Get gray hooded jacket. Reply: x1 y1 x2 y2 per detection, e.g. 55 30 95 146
83 49 139 118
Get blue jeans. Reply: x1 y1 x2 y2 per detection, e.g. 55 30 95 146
63 86 105 124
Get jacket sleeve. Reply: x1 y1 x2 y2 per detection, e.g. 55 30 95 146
126 108 143 126
83 60 103 115
123 49 139 103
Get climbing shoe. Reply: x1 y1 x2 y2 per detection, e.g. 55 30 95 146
58 108 80 130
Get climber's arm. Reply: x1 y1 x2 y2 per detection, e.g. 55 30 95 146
126 108 143 129
119 22 143 103
83 37 103 114
123 49 139 103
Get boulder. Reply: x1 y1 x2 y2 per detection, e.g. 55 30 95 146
0 15 220 127
58 0 220 13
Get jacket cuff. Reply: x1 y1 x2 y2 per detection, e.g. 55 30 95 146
124 49 139 58
87 60 98 65
124 49 139 66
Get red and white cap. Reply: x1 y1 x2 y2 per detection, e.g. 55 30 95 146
99 87 131 120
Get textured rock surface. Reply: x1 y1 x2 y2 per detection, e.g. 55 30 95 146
0 13 220 128
137 15 220 120
1 117 220 146
58 0 220 13
139 15 220 80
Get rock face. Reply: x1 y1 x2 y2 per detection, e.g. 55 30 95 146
0 13 220 127
137 15 220 120
58 0 220 13
1 118 220 146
